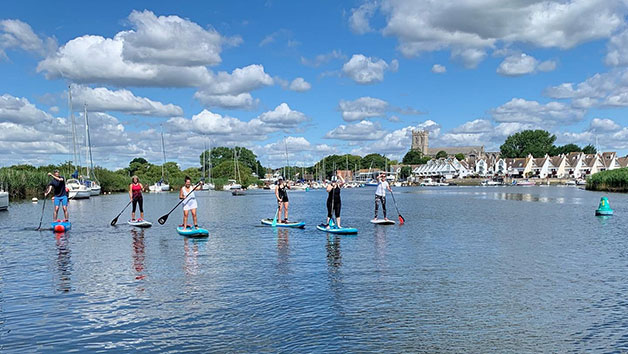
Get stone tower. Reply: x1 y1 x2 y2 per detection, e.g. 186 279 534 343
411 130 429 155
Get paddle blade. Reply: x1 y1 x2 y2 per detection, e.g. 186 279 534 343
110 217 119 226
158 214 168 225
398 214 405 225
272 208 278 227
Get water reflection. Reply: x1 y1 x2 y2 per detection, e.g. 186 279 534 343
131 229 145 281
183 238 205 277
276 228 291 275
373 225 388 272
54 233 72 293
596 215 612 226
326 235 341 271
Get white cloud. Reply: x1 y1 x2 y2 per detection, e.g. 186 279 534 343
491 98 585 125
71 85 183 116
431 64 446 73
324 120 386 141
273 76 309 91
0 19 55 58
544 69 628 109
589 118 621 133
37 34 212 87
452 47 486 69
257 103 308 130
349 1 378 34
0 94 55 124
259 29 291 47
301 50 347 67
497 53 557 76
193 92 258 110
373 0 625 67
342 54 397 84
450 119 493 134
497 53 538 76
606 28 628 66
194 64 273 109
120 10 240 67
338 97 389 121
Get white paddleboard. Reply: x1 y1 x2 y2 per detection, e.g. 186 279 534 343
370 219 395 225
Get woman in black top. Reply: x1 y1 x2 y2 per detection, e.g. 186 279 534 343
326 172 345 228
275 176 289 223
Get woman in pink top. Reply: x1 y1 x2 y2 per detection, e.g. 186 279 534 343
129 175 145 221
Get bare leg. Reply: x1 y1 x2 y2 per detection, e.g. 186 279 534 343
336 217 341 228
53 205 59 220
63 206 68 220
183 210 189 229
284 202 289 221
191 209 198 227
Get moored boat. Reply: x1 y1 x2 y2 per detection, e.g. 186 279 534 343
0 189 8 211
67 178 91 199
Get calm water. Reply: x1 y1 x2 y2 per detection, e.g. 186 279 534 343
0 186 627 352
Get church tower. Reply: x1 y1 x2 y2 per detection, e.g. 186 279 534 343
411 130 429 155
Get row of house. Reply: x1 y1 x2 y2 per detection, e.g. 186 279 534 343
407 152 628 179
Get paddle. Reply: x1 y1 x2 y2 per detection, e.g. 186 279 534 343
111 199 133 226
389 189 405 225
272 201 279 227
158 182 201 225
37 193 47 230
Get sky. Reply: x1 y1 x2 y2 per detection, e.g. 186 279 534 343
1 0 628 170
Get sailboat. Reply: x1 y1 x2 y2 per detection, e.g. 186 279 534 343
83 105 101 196
231 147 245 195
150 127 170 192
66 86 91 199
201 142 214 191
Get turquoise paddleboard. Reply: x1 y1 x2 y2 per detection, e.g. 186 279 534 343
177 226 209 237
128 219 153 228
51 220 71 232
260 218 305 228
316 224 358 234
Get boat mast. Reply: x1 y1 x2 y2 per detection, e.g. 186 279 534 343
208 141 212 183
84 104 95 180
69 85 80 175
160 126 166 182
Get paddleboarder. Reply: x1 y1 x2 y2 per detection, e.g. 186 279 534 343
179 176 198 230
129 175 145 222
275 176 289 223
44 170 69 221
326 172 345 228
373 172 392 222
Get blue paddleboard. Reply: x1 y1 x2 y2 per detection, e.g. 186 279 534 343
177 226 209 237
316 224 358 234
51 220 71 232
261 218 305 228
128 219 153 228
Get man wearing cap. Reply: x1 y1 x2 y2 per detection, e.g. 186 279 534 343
45 170 69 221
373 172 392 221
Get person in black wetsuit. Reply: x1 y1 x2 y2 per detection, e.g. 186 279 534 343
275 176 289 223
326 171 345 228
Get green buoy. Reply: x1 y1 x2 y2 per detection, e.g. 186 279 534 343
595 196 614 216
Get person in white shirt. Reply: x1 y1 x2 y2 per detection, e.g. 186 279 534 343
373 173 392 220
373 173 392 221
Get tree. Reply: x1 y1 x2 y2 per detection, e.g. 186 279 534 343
402 150 422 164
455 153 465 161
361 153 388 170
552 143 581 155
582 144 597 154
500 130 556 158
435 150 448 159
399 166 412 180
202 146 264 177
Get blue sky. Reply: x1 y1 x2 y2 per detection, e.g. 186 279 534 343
1 0 627 170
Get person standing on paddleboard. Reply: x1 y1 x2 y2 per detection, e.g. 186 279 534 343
129 175 145 222
179 176 198 230
373 172 392 221
45 169 69 221
275 176 289 223
326 171 345 228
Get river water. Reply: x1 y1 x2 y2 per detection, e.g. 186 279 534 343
0 186 626 352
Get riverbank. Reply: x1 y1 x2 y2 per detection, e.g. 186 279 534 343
586 168 628 193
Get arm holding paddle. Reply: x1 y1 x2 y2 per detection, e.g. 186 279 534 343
158 182 202 225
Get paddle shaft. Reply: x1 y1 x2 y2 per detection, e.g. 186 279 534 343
158 182 201 224
111 199 133 226
37 193 47 230
389 189 405 223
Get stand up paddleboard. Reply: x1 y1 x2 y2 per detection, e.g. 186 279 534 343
316 224 358 234
260 218 305 228
177 226 209 238
51 220 71 233
370 219 396 225
128 219 153 228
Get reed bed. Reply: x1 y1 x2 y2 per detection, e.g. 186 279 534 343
586 168 628 193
